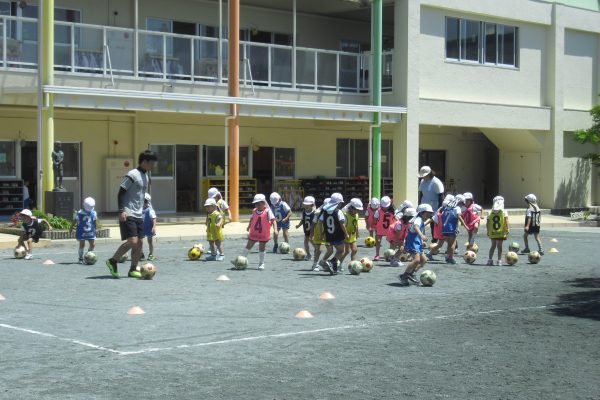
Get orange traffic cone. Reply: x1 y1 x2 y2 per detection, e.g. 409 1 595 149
549 248 559 253
295 310 314 319
0 293 5 301
216 275 230 281
42 260 55 265
127 306 145 315
319 291 335 300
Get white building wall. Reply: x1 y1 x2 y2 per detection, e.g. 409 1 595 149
563 29 599 110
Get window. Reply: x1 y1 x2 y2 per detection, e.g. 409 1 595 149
446 17 518 67
0 141 16 177
204 146 249 177
336 139 392 178
274 148 295 178
149 145 174 177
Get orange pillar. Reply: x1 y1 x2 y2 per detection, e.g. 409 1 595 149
228 0 240 221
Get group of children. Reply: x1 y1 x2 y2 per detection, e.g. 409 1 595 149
14 184 545 282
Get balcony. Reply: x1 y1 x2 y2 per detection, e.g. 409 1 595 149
0 16 393 94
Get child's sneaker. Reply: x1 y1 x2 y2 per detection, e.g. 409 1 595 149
304 253 312 261
24 253 33 260
272 243 278 253
486 259 494 266
521 248 530 254
445 257 457 265
319 259 330 272
426 252 434 261
216 255 225 261
147 254 156 261
205 254 217 261
539 250 545 256
78 258 84 265
105 259 119 278
496 260 503 266
390 260 403 268
406 272 419 284
258 263 265 270
312 264 320 272
398 274 409 286
373 255 381 261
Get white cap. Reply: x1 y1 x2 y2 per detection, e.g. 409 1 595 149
525 194 537 204
442 194 455 207
350 198 363 210
493 196 505 211
270 192 281 205
399 200 414 211
403 207 417 218
83 197 96 211
20 209 32 217
208 187 220 199
204 198 217 207
380 196 391 209
418 166 432 178
463 192 473 200
322 198 331 206
417 203 434 214
144 193 151 201
455 194 466 204
473 204 482 213
369 197 380 209
252 194 266 203
303 196 315 205
330 192 344 205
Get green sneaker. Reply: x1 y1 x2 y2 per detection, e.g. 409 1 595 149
147 254 156 261
105 259 119 279
128 270 142 278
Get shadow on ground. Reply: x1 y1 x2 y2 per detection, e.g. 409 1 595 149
550 278 600 321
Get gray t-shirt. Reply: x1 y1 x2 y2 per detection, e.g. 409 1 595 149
419 176 445 209
120 168 148 219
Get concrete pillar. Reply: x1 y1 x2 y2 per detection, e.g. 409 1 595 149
392 0 420 203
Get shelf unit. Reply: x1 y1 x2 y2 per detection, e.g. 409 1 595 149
381 177 394 197
0 179 24 216
276 179 304 210
202 178 257 210
300 177 394 206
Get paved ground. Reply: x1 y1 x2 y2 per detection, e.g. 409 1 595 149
0 226 599 399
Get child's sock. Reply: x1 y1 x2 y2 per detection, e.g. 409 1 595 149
78 248 84 259
242 248 250 257
259 251 266 264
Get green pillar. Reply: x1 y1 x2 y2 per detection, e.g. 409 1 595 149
371 0 383 199
41 0 55 206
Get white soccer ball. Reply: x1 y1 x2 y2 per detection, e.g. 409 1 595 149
278 242 290 254
292 247 306 261
505 251 519 266
84 251 98 265
349 260 363 275
420 270 437 287
463 250 477 265
528 251 541 264
383 248 396 262
360 257 374 272
508 242 520 253
14 246 26 259
232 255 248 270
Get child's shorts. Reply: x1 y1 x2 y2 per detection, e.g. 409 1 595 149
526 226 540 234
276 221 290 230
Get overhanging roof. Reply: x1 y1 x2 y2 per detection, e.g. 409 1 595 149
42 85 406 123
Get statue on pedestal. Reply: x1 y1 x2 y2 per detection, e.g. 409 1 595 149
52 141 65 192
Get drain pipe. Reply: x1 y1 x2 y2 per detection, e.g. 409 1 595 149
368 121 381 203
224 105 238 209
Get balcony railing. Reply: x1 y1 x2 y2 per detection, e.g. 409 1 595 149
0 16 393 93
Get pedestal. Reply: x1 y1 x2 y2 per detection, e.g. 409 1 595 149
45 191 74 218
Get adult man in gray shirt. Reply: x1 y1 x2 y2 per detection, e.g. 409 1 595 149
105 150 157 278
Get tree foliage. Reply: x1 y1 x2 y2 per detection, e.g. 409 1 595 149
573 103 600 166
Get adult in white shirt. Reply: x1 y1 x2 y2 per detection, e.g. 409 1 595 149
418 166 445 242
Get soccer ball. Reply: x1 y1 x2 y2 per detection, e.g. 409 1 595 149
528 251 541 264
360 257 374 272
188 246 202 261
349 260 363 275
383 248 396 262
399 253 409 262
292 247 307 261
420 270 437 287
463 250 477 264
139 263 156 280
119 254 128 263
84 251 98 265
429 242 439 255
232 255 248 270
14 246 26 259
508 242 520 252
471 243 479 254
505 251 519 266
364 236 376 247
278 242 290 254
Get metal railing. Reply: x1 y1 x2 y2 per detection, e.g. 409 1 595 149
1 16 393 93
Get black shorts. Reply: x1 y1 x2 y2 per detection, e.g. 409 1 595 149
23 233 40 243
527 226 540 235
120 217 144 241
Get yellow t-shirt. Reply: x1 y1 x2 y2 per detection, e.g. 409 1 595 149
206 211 224 241
344 211 359 243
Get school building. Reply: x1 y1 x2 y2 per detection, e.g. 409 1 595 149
0 0 599 217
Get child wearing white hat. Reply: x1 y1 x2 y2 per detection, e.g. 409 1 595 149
341 198 364 266
319 193 349 275
205 197 225 261
486 195 510 266
373 196 395 261
522 194 543 255
140 193 157 261
234 194 276 270
76 197 98 264
16 209 51 260
399 204 433 286
295 195 316 262
269 192 292 253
